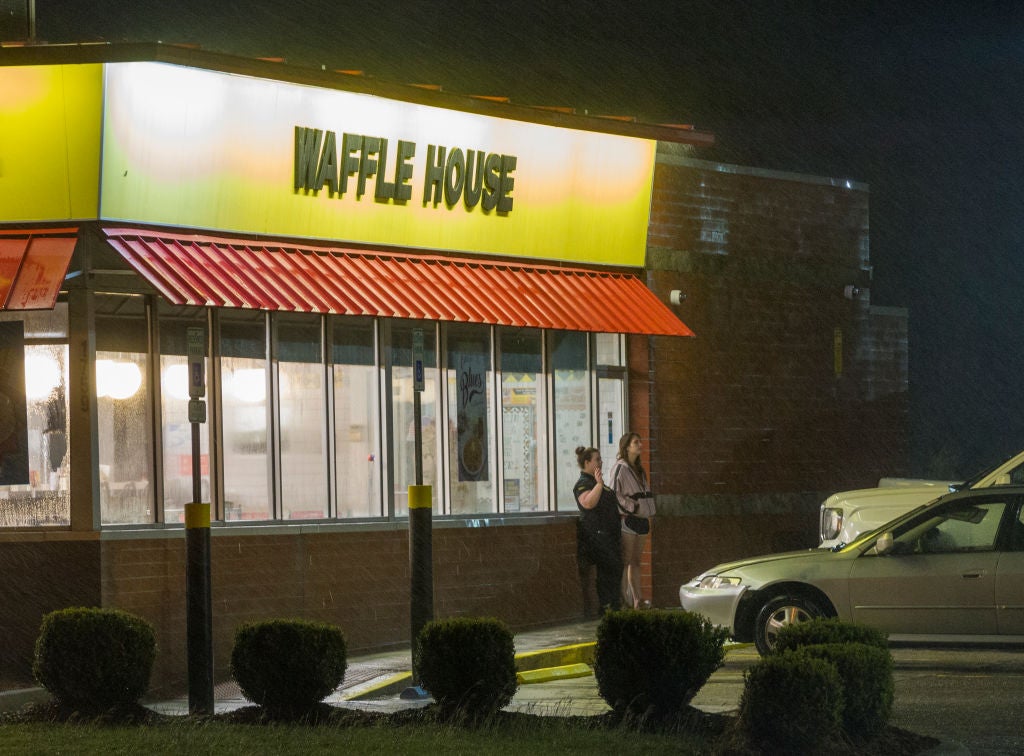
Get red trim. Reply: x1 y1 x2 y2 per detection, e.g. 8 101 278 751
0 228 78 311
103 228 695 337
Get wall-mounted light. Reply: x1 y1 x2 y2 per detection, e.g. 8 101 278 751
844 285 861 300
669 290 687 305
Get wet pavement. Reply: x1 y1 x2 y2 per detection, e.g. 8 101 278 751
147 619 616 717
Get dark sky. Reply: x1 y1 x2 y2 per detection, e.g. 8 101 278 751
31 0 1024 476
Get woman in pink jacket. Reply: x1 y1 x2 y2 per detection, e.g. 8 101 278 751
609 432 655 609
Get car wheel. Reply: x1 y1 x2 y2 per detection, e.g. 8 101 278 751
754 595 822 655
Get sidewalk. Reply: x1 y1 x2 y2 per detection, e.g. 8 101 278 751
147 618 618 717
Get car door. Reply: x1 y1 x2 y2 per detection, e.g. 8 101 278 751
996 498 1024 634
845 495 1011 635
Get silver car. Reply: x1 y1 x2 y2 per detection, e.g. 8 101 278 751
680 486 1024 654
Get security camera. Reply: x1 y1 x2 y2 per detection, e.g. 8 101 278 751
843 285 861 300
670 290 686 305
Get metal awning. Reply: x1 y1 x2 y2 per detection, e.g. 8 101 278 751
0 228 78 310
104 228 694 337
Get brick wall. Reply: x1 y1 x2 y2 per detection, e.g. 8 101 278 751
0 537 101 680
643 155 908 497
98 520 582 696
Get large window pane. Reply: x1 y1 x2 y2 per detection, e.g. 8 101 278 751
499 328 544 512
332 317 380 518
551 331 589 511
446 324 494 514
390 322 440 515
97 296 154 524
598 376 625 474
0 306 70 527
277 314 328 520
158 306 210 524
220 311 270 521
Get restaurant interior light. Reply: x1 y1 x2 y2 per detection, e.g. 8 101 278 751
23 352 62 401
96 359 143 400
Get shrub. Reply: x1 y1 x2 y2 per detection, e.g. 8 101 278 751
593 609 728 718
739 651 844 752
795 642 894 739
230 619 347 717
415 616 517 719
771 616 888 654
33 606 156 712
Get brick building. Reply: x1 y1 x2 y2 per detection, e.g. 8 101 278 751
0 44 906 695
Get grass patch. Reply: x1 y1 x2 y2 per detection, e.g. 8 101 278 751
0 712 709 755
0 700 939 754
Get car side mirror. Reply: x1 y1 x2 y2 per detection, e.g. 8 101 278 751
875 532 894 555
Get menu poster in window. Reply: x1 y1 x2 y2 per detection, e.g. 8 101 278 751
456 349 488 482
0 321 29 485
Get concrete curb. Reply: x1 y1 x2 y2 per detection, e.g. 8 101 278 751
0 687 50 711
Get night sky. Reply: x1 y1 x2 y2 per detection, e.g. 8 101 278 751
26 1 1024 477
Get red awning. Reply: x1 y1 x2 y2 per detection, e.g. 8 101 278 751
0 228 78 310
103 228 694 337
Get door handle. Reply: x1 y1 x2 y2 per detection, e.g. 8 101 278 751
961 571 987 579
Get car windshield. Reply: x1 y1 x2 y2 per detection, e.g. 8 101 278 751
959 451 1024 489
835 500 936 552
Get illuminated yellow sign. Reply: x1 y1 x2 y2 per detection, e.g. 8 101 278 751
101 62 655 266
0 64 102 222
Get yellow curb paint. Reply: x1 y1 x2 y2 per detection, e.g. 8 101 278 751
517 663 593 685
342 672 412 700
515 642 596 670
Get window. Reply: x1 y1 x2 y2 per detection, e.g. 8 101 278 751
158 304 211 524
331 317 380 517
550 331 590 511
499 328 545 512
595 333 626 482
96 295 154 525
892 498 1009 554
0 306 70 527
276 314 328 520
446 324 495 514
389 322 440 515
220 310 270 521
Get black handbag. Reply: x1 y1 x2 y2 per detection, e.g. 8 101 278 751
624 513 650 535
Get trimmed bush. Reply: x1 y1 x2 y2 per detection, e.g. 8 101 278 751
230 619 347 717
593 609 728 718
796 642 894 739
771 616 888 654
33 607 156 712
740 651 844 752
415 616 517 719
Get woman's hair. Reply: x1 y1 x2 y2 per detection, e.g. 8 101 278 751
617 432 644 475
575 446 598 469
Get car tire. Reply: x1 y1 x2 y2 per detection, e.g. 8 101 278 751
753 595 823 655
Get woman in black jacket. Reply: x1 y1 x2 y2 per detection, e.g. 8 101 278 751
573 446 623 613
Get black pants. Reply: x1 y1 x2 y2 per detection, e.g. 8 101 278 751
577 527 623 612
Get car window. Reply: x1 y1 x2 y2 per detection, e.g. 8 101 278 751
1011 505 1024 552
890 500 1008 555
